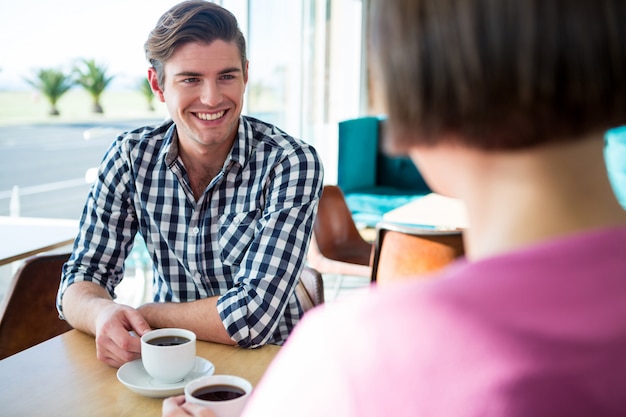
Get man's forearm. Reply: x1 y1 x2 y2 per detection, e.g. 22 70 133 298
137 296 236 346
61 281 116 336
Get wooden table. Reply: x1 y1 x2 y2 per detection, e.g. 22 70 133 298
0 216 78 266
382 193 469 230
0 330 281 417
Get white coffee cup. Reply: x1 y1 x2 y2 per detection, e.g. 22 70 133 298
185 375 253 417
141 328 196 383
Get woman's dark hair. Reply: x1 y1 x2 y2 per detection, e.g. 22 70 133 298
145 0 247 88
369 0 626 151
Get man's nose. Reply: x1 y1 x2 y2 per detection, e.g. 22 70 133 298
201 81 222 106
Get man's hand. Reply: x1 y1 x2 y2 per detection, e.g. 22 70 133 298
61 281 152 368
94 302 152 367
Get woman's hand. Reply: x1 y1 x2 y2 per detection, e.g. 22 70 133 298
162 395 217 417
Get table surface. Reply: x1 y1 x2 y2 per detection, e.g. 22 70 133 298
0 330 281 417
382 193 469 230
0 216 78 266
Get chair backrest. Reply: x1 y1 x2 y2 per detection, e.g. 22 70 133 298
0 253 73 359
371 222 465 285
338 116 430 194
313 185 372 266
295 266 325 312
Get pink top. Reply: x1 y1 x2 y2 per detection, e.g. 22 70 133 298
243 227 626 417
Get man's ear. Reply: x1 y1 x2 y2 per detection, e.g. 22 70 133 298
147 68 165 102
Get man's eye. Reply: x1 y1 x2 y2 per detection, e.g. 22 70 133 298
183 78 200 83
220 74 235 81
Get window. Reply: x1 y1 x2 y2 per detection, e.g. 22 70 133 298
0 0 369 221
220 0 367 183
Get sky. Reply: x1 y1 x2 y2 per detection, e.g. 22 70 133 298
0 0 193 91
0 0 308 94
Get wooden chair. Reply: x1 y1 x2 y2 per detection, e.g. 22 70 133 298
0 253 73 359
371 222 465 285
295 266 325 312
306 185 373 278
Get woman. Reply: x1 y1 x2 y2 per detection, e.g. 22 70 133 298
165 0 626 416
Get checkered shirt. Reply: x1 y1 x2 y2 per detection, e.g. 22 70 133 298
57 116 324 347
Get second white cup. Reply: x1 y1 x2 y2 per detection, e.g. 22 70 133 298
185 375 252 417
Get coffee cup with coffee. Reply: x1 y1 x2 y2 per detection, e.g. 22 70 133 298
184 375 253 417
141 328 196 384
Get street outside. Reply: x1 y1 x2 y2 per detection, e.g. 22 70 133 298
0 118 164 219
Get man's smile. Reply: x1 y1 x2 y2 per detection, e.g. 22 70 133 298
195 110 226 121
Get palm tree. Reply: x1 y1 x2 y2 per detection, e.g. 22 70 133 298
73 59 114 113
139 77 155 111
24 68 74 116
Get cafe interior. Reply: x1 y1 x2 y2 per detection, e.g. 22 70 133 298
1 0 626 415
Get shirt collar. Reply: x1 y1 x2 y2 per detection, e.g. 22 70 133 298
161 116 250 170
160 121 178 166
230 116 251 168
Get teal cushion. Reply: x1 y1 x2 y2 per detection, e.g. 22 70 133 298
376 154 430 192
338 117 379 193
605 126 626 209
345 192 428 227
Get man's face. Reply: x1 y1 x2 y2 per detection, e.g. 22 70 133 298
149 40 248 152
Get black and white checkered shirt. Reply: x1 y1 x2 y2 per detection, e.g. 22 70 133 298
57 116 324 347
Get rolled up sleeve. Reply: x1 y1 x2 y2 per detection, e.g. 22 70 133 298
216 143 323 347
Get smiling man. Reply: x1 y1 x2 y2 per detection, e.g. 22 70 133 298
56 0 323 368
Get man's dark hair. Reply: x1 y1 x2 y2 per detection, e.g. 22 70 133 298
145 0 247 88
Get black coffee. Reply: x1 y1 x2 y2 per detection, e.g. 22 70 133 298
146 336 191 346
192 384 246 401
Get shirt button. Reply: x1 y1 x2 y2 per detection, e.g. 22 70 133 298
193 227 200 234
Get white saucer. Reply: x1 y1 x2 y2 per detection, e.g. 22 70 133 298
117 356 215 398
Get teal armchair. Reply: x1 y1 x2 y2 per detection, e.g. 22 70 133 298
337 119 626 227
337 116 431 226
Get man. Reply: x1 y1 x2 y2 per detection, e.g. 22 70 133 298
57 0 323 368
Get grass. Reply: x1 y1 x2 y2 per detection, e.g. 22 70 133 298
0 89 169 126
